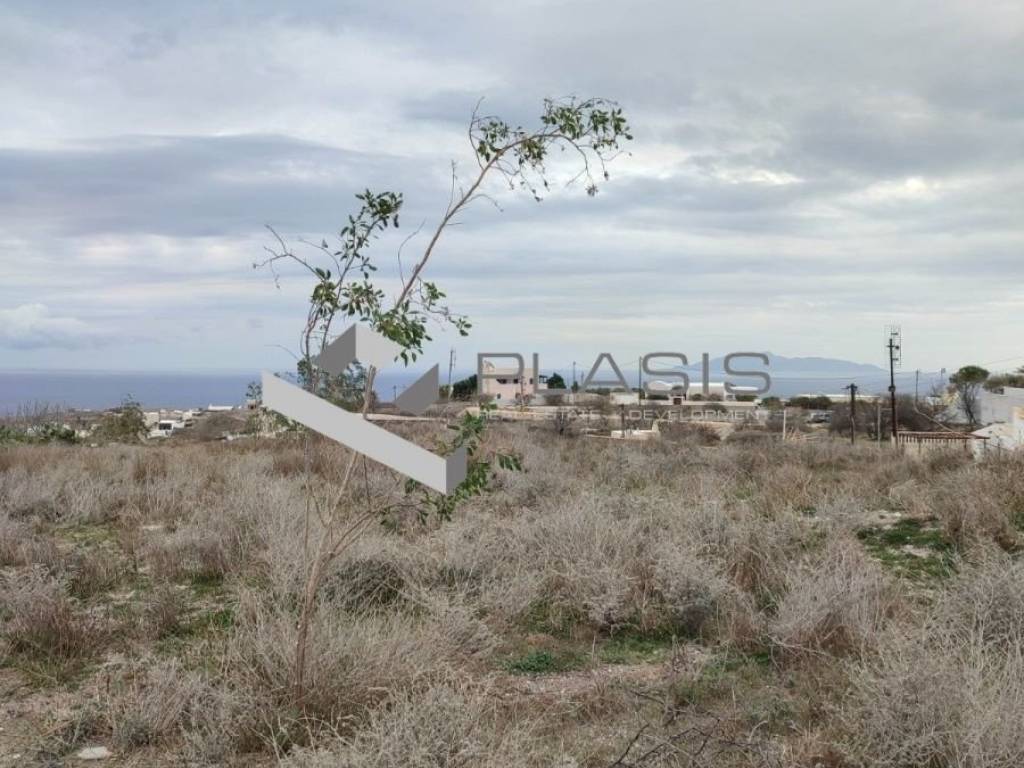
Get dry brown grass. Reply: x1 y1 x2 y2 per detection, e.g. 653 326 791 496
105 659 205 749
1 430 1022 764
282 677 550 768
142 583 188 639
0 567 108 672
771 537 898 658
0 514 61 567
68 549 125 599
841 554 1024 766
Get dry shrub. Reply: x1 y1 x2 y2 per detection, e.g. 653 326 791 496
117 512 143 572
143 584 188 639
322 554 408 611
659 421 721 446
106 659 204 748
130 450 168 484
181 684 264 764
0 444 57 475
936 551 1024 646
0 448 13 475
721 513 812 606
747 461 820 516
68 550 124 599
0 567 106 665
725 429 775 447
282 678 551 768
842 554 1024 766
651 542 759 644
271 448 307 477
0 464 61 519
924 447 973 474
224 595 484 746
487 498 659 632
771 538 897 658
421 591 500 661
145 518 249 584
104 658 261 761
0 447 124 523
425 487 776 644
0 515 60 567
845 633 1024 767
269 440 352 479
925 466 1020 551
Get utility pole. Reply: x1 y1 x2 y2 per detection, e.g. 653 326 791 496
845 383 858 445
914 369 920 404
876 398 882 444
446 348 455 402
781 407 787 441
637 356 643 404
886 326 901 441
572 361 578 405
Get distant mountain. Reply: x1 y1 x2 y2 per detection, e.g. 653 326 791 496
680 353 887 377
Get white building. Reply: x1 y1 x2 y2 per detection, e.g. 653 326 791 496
480 362 539 404
148 418 185 439
979 386 1024 425
972 406 1024 457
651 380 756 404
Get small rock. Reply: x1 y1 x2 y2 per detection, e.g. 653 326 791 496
76 746 112 760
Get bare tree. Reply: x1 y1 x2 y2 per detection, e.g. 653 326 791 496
256 97 633 703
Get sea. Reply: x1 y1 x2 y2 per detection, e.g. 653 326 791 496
0 368 931 415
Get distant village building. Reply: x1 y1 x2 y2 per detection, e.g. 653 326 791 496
480 361 539 403
144 409 198 439
647 380 757 405
798 392 880 404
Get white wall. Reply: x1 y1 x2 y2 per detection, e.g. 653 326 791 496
980 386 1024 424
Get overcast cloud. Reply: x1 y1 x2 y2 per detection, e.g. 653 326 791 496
0 0 1021 374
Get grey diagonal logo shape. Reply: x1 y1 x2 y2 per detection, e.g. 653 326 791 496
263 327 466 495
315 325 402 375
395 364 439 416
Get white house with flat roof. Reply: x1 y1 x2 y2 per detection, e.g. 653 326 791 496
480 361 539 403
972 406 1024 457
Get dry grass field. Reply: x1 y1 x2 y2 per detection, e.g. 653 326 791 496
2 424 1024 766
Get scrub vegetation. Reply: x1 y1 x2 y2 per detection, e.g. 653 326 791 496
2 431 1023 766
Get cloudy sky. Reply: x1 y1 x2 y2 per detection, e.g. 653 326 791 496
1 0 1022 376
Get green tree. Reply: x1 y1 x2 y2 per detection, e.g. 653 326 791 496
450 374 478 400
787 395 834 410
950 365 989 426
98 395 146 443
256 96 632 703
983 365 1024 392
546 372 566 390
297 359 374 412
